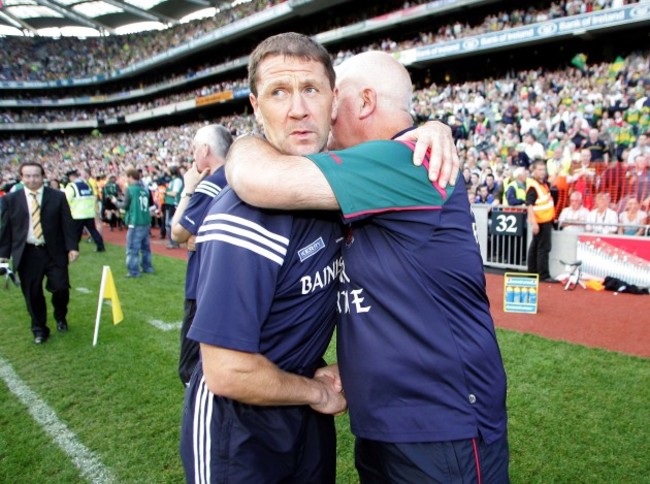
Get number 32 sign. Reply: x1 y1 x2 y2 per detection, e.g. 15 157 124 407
489 211 526 236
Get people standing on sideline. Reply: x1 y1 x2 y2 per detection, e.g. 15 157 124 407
170 124 233 386
163 166 183 249
526 159 557 282
101 174 123 231
112 168 154 278
225 50 507 483
0 162 79 344
65 169 106 252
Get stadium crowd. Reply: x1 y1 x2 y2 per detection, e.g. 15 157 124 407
1 1 648 237
0 0 283 82
0 0 643 124
0 0 639 86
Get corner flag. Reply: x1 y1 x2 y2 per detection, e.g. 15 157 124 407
93 266 124 346
103 266 124 324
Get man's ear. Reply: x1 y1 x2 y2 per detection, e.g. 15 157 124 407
331 87 339 124
249 93 263 125
359 87 377 120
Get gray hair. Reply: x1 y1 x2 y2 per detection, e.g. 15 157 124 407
196 124 233 159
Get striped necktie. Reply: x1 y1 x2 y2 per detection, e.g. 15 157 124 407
30 192 43 240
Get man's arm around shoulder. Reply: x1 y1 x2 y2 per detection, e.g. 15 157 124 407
226 136 339 211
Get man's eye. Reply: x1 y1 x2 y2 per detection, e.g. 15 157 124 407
271 89 287 97
305 87 318 94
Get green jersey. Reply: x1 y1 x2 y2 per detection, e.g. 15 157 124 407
124 183 151 226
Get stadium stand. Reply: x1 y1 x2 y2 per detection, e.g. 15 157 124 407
1 0 649 250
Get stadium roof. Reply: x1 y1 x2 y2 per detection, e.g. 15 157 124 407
0 0 234 36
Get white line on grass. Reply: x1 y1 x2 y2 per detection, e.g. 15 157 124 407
148 319 182 331
76 287 92 294
0 355 115 483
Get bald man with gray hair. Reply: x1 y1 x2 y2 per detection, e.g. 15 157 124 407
171 123 233 386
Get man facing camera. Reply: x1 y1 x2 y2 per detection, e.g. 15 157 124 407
0 162 79 344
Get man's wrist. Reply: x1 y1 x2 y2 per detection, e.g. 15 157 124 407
181 192 193 198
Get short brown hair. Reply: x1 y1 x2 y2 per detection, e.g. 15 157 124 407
248 32 335 97
19 162 45 177
125 168 140 180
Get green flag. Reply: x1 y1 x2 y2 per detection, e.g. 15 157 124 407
571 53 587 71
608 56 625 77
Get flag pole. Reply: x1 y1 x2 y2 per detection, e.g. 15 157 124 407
93 266 109 347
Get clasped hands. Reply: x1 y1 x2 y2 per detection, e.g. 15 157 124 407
310 364 347 416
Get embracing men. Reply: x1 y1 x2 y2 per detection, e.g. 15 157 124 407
182 32 508 484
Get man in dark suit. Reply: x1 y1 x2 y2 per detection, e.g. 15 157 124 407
0 162 79 344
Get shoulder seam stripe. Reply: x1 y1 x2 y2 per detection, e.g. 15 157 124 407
201 213 290 245
196 233 285 265
198 222 287 255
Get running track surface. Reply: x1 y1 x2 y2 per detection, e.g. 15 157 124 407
104 229 649 358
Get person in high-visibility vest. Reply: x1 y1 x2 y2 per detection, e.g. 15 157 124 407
502 167 528 206
525 160 556 282
64 169 105 252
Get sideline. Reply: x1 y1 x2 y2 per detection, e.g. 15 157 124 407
104 227 650 358
148 319 183 331
0 354 115 483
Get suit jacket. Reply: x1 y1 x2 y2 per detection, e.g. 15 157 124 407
0 187 78 269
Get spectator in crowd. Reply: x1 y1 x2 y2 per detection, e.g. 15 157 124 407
558 191 590 232
546 145 571 187
484 172 499 197
475 183 496 205
581 128 609 163
170 124 233 387
163 165 183 249
568 117 589 151
618 196 647 236
526 160 557 282
48 179 62 191
64 169 106 252
627 133 650 165
502 167 528 206
0 162 79 344
628 153 650 207
524 132 546 162
586 192 618 234
568 149 597 210
113 168 154 278
600 156 629 205
225 49 507 484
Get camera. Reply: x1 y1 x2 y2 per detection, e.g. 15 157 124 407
0 262 19 288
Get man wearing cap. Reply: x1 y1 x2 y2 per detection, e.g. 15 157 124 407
0 162 79 344
65 169 105 252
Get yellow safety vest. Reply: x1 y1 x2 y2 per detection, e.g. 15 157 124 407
502 180 526 206
527 178 555 223
65 181 97 219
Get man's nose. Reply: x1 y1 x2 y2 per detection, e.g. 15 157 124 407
288 92 308 118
